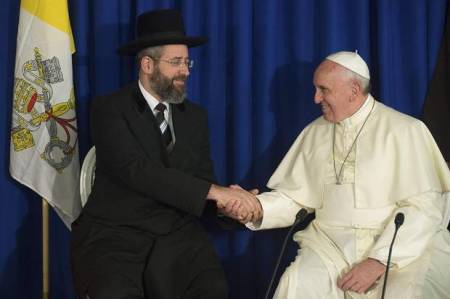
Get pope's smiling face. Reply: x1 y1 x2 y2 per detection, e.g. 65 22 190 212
313 60 356 123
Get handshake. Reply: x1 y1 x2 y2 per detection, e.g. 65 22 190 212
207 184 263 224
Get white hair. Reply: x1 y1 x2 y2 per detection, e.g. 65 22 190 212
341 68 371 95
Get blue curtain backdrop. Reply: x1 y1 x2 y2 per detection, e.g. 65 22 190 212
0 0 448 298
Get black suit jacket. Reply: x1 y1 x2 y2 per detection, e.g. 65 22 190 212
83 82 215 234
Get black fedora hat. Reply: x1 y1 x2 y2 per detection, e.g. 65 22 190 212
117 9 208 55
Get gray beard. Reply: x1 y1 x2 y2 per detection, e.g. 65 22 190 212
150 68 187 104
163 89 186 104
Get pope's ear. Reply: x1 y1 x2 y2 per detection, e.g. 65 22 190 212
350 80 362 98
352 81 360 95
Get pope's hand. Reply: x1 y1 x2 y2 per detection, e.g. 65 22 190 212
207 184 262 223
223 184 261 223
337 258 386 294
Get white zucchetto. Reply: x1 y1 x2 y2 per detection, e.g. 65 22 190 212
326 51 370 79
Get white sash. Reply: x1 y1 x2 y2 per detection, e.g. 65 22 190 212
316 183 395 229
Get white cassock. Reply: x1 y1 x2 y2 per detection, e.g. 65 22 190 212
248 95 450 299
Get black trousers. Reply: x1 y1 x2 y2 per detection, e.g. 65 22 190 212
71 217 228 299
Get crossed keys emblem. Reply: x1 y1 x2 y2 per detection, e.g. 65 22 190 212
11 47 77 172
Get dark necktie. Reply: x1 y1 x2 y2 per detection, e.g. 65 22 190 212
154 103 173 149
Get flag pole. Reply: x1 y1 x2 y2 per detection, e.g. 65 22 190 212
42 199 50 299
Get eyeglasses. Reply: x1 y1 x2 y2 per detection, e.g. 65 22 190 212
149 56 194 69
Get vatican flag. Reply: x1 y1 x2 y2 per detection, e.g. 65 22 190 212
10 0 81 228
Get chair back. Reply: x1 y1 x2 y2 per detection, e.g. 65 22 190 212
80 146 96 207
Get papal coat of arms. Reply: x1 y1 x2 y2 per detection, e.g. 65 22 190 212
11 47 77 172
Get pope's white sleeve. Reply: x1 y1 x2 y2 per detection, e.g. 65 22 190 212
368 191 446 268
246 190 308 230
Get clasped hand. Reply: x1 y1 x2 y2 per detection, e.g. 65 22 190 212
208 184 262 223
